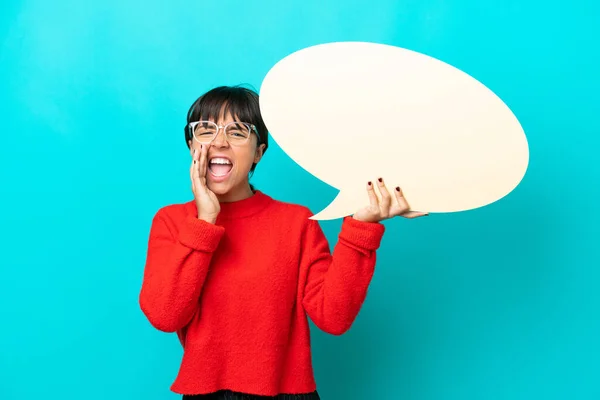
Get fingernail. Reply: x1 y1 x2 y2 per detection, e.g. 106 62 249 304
368 181 372 186
378 178 382 182
396 187 400 191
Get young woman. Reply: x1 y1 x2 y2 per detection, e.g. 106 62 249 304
139 85 428 399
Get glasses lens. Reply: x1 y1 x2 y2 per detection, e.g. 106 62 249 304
193 122 217 142
225 123 251 143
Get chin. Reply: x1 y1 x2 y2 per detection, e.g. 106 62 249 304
207 181 233 195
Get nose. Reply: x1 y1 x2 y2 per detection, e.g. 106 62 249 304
212 127 230 148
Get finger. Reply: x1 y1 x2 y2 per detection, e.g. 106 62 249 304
403 211 429 219
194 147 205 189
192 144 204 188
199 144 208 185
377 178 391 215
190 148 197 191
366 181 378 206
393 186 410 215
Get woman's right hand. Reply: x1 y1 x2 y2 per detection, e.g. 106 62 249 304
190 145 220 224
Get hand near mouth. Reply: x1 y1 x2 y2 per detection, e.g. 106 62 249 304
191 145 220 224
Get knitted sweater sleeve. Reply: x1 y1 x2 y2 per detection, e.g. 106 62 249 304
139 209 225 333
301 216 385 335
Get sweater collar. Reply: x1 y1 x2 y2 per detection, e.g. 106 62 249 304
186 190 273 220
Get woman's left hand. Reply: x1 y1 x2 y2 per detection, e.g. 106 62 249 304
352 178 429 223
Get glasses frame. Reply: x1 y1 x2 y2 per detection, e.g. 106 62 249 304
189 120 260 145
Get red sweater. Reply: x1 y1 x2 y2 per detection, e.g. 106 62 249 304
139 190 385 396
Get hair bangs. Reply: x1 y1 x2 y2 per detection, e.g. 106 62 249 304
189 86 257 126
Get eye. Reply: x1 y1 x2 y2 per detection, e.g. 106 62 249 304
195 127 216 136
226 125 250 138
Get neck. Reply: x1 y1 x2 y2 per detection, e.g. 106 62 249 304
216 182 254 203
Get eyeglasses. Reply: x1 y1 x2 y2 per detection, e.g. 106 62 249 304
189 120 259 145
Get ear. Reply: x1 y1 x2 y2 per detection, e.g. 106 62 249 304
188 140 194 156
254 143 266 164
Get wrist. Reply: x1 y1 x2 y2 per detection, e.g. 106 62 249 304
198 214 217 224
351 214 379 223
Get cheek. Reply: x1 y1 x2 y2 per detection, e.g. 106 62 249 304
233 149 255 172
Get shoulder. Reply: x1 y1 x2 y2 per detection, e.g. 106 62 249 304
257 193 330 241
260 192 315 221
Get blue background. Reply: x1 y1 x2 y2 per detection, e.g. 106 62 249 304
1 1 599 399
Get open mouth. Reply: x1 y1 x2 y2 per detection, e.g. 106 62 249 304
208 157 233 177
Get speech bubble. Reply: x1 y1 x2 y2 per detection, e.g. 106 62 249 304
259 42 529 220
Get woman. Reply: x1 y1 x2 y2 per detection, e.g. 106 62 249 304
139 85 428 399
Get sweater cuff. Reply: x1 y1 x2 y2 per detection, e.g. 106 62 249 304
178 215 225 252
339 216 385 250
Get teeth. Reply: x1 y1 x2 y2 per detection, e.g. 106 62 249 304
210 157 231 165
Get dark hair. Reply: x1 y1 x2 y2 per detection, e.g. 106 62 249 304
184 85 269 185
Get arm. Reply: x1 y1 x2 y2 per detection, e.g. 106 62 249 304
139 210 225 333
301 216 385 335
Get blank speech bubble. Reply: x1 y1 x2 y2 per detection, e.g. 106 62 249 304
259 42 529 220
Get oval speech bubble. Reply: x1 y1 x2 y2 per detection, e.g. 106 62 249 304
259 42 529 220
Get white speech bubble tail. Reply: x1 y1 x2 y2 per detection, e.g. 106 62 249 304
309 189 364 221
